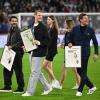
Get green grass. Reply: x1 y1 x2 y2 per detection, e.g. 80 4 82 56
0 48 100 100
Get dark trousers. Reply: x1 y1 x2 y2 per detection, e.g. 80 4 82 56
3 52 24 90
77 57 94 92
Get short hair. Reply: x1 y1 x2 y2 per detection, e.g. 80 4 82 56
9 16 18 21
34 9 43 15
79 13 87 21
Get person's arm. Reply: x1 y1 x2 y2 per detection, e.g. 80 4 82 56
39 25 50 47
65 30 74 48
91 28 99 61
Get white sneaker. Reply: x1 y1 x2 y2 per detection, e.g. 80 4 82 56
22 92 32 96
41 87 52 95
76 91 82 96
51 80 61 89
87 86 97 94
72 84 79 90
59 85 62 90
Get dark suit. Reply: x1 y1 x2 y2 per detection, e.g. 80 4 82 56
4 26 24 90
67 25 98 92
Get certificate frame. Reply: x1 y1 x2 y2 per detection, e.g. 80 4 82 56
0 46 16 71
21 29 37 52
65 46 81 67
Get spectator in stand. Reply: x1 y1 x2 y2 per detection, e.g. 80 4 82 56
0 11 9 34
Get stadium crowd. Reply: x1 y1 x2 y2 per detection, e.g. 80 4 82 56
0 0 100 34
0 0 100 15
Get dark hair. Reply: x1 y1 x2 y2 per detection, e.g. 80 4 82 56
9 16 18 21
79 13 87 22
48 15 59 32
48 16 55 21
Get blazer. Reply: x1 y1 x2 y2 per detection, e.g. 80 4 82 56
66 25 98 57
47 28 58 56
7 26 23 53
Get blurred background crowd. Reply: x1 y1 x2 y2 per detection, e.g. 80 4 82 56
0 0 100 14
0 0 100 34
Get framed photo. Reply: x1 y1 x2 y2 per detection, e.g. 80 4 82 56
65 46 81 67
0 46 16 71
21 29 37 52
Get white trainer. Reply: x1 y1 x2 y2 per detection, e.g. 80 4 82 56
76 91 82 96
41 87 52 95
22 92 32 96
72 84 79 90
51 80 61 89
87 86 97 94
59 85 62 90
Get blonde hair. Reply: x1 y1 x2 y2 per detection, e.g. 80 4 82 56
34 9 43 15
66 20 74 30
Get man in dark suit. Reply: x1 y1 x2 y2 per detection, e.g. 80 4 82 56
67 13 99 96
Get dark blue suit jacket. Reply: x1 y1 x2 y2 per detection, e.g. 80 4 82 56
66 25 98 57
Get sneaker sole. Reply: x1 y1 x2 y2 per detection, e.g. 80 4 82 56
0 90 12 92
41 88 52 95
13 91 24 93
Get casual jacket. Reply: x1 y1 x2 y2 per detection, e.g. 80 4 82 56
32 22 50 57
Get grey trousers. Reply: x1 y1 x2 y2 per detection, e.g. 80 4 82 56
27 56 50 95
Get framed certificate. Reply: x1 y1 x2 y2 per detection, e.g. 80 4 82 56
65 46 81 67
0 46 16 71
21 29 37 52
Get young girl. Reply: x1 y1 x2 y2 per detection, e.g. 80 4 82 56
60 18 80 89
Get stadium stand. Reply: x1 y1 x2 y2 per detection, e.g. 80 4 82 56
0 0 100 14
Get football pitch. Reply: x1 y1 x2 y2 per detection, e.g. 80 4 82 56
0 48 100 100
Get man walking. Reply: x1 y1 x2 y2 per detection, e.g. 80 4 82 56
67 13 99 96
0 16 24 93
22 10 52 96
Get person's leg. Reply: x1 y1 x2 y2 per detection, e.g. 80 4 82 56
13 53 24 91
77 57 93 93
26 57 44 95
3 68 13 89
39 72 51 91
60 65 67 86
43 59 61 89
43 60 55 81
72 67 80 88
0 67 13 92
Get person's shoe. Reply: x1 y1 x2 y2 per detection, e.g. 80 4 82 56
13 89 24 93
22 92 32 96
76 91 82 96
72 84 79 90
41 87 52 95
0 87 12 92
59 85 62 90
51 80 61 89
87 86 97 94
